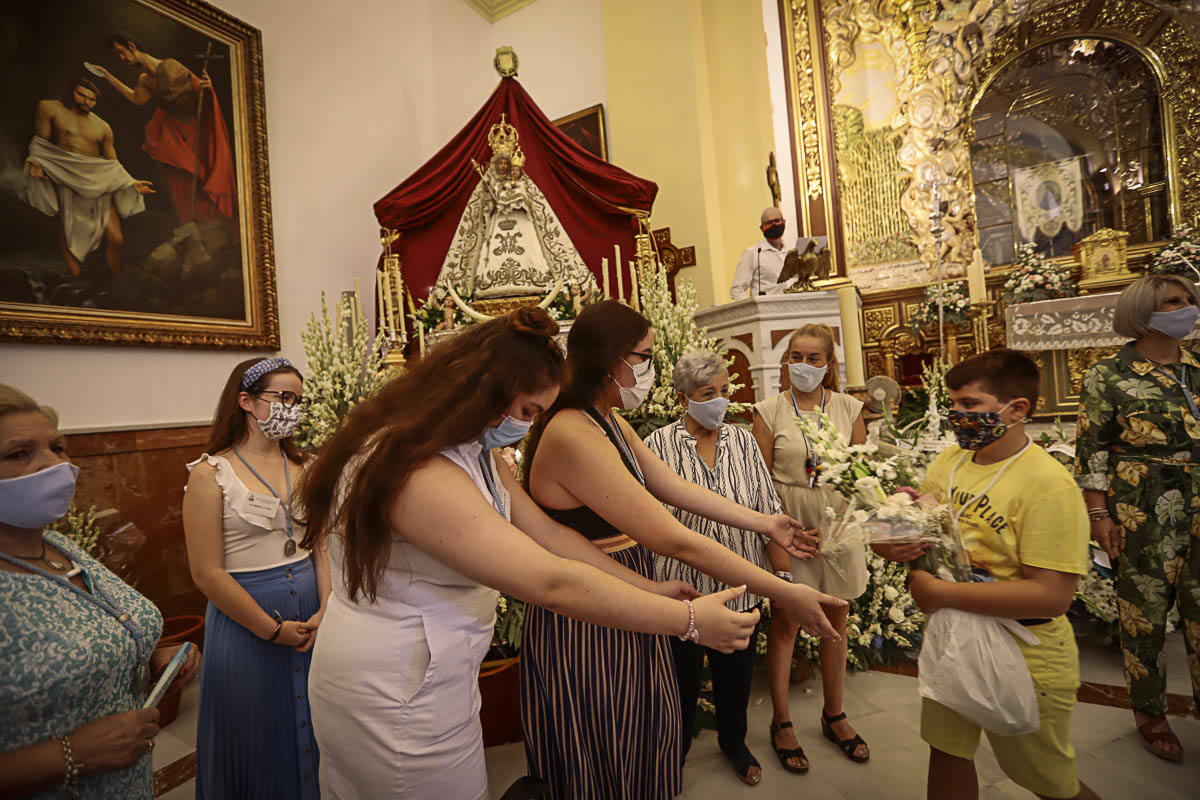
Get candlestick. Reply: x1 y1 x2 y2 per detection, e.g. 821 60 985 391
615 244 623 301
602 257 611 299
383 274 397 338
967 250 986 305
354 277 364 321
377 274 386 335
629 261 639 311
837 285 866 386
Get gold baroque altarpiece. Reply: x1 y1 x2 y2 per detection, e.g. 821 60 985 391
778 0 1200 415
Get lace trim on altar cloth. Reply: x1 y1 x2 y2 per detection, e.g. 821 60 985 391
1005 292 1200 350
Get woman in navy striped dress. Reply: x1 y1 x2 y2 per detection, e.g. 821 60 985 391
521 302 846 799
183 358 330 799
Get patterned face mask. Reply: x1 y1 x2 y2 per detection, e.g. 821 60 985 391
255 401 302 440
946 401 1014 450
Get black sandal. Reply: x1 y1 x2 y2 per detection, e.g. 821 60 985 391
820 711 869 763
724 746 762 786
768 720 809 774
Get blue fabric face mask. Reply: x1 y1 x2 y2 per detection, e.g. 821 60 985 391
1148 305 1199 340
0 462 80 529
480 415 532 450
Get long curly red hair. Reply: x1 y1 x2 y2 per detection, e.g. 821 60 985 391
297 307 563 603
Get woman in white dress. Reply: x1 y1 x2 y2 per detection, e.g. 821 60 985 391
298 308 759 800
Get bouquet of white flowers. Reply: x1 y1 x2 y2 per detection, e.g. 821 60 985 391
795 410 969 582
908 280 972 330
1001 243 1077 305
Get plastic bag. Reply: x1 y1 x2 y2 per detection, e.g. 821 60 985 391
917 608 1041 735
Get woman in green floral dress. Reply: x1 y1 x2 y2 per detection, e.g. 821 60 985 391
1075 273 1200 762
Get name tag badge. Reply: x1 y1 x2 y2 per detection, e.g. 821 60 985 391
245 492 280 517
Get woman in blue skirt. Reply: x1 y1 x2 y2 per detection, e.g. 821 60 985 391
183 357 330 799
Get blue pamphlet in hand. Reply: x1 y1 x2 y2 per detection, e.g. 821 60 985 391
144 642 192 709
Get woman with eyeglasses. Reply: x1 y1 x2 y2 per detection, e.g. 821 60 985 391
520 301 844 799
182 357 329 799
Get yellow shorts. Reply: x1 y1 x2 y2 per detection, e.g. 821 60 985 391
920 617 1081 799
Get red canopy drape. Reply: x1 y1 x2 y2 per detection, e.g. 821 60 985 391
374 77 657 302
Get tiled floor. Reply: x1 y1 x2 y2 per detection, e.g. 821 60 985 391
154 633 1199 799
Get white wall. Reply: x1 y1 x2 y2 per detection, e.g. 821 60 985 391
4 0 607 432
761 0 798 239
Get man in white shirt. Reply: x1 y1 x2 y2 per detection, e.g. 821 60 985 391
730 207 798 299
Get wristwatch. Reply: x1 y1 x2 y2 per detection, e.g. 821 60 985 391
774 570 794 582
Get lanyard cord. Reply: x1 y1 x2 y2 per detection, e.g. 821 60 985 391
946 436 1032 529
233 446 294 540
791 387 828 466
476 449 506 517
1152 363 1199 419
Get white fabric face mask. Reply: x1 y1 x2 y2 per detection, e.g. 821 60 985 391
614 358 655 410
788 361 828 393
686 396 730 430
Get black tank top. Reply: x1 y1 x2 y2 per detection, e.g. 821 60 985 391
536 405 645 541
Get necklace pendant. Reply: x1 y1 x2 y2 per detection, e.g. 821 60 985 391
134 662 150 695
284 539 297 557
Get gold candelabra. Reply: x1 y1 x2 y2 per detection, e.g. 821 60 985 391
378 228 408 369
970 300 992 355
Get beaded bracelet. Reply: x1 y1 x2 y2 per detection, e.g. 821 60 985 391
58 735 80 798
679 599 700 644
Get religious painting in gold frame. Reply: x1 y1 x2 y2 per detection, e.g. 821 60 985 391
0 0 279 349
553 104 608 162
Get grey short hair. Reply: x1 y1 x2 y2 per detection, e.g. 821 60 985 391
1113 274 1200 339
673 350 728 397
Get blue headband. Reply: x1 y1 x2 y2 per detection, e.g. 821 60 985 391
240 357 293 390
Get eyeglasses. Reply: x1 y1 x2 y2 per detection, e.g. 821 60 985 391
256 390 307 408
627 350 654 364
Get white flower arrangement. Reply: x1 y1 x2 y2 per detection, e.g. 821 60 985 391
908 280 972 330
621 259 750 436
1001 243 1077 305
295 292 390 451
1149 224 1200 279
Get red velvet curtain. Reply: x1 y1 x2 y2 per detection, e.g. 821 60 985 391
374 78 657 301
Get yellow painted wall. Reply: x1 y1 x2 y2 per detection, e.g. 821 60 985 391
602 0 776 308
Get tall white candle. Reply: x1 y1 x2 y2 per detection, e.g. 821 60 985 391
377 274 386 333
602 257 611 298
615 244 624 301
629 261 639 311
837 285 866 387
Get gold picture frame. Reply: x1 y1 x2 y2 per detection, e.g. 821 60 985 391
0 0 278 349
553 104 608 162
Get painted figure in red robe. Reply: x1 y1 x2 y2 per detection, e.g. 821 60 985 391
93 31 237 233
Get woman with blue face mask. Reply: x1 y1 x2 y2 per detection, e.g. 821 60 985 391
644 350 787 787
0 384 200 799
1075 273 1200 761
752 323 872 773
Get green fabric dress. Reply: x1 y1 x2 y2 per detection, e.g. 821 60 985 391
1075 342 1200 715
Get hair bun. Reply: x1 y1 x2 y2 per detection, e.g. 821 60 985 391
508 306 559 339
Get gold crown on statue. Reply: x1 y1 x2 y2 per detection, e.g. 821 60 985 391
488 113 525 168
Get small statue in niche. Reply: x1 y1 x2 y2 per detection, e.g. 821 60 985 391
569 281 598 317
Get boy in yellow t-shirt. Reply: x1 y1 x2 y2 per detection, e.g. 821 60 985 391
875 350 1099 800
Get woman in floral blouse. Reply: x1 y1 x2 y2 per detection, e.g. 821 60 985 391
1075 273 1200 762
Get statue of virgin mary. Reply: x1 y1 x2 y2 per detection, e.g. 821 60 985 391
435 115 596 305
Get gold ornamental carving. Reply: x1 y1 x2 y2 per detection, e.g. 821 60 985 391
1076 228 1133 291
863 306 896 341
786 0 825 202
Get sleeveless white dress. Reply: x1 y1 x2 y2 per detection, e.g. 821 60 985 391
308 441 507 800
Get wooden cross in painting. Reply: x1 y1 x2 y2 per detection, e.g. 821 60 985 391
651 227 696 300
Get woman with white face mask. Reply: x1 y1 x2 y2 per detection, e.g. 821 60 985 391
0 385 200 800
521 302 845 799
183 357 329 799
644 350 790 787
752 323 871 774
